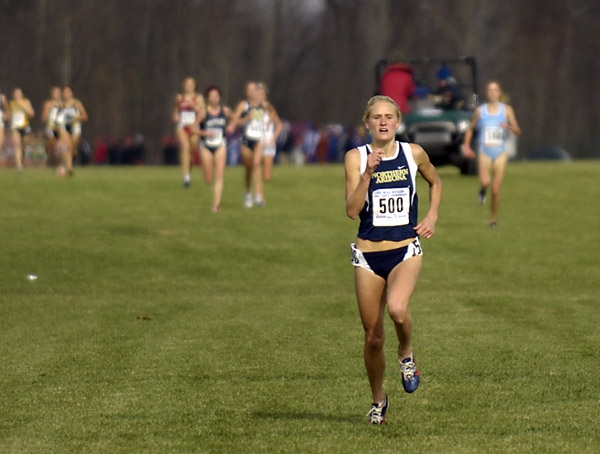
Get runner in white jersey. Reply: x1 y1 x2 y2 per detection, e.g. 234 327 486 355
41 86 69 172
463 81 521 227
9 88 35 170
256 82 282 183
227 81 273 207
196 85 232 212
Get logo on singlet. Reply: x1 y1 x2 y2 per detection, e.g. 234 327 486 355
372 168 409 184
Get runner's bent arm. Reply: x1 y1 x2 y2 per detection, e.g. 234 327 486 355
223 106 233 121
345 148 383 219
75 100 88 122
266 102 282 146
504 105 521 136
411 144 442 239
226 101 248 134
194 94 206 129
23 99 35 118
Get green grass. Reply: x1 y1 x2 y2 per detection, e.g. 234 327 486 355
0 162 599 453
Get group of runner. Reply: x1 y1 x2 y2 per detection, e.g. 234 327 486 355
3 76 520 425
0 86 88 176
173 78 281 212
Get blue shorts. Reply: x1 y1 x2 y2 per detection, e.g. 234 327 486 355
351 238 422 280
480 147 505 161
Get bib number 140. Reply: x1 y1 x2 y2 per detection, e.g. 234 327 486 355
372 188 410 227
484 126 504 148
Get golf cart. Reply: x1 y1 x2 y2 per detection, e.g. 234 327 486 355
375 56 480 175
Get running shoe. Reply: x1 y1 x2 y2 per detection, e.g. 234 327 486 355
366 394 389 425
490 221 497 228
212 205 220 213
244 192 253 208
478 189 486 205
400 353 420 393
183 175 191 188
254 194 265 207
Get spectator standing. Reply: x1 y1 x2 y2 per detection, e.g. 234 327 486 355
380 56 416 114
433 67 464 109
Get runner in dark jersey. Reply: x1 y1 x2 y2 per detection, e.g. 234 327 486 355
197 85 232 211
344 95 442 424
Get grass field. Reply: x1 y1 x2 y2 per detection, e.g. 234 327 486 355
1 161 599 453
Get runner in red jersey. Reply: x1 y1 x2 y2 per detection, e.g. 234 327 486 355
172 77 205 187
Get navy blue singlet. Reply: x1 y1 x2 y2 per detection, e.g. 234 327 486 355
357 142 419 242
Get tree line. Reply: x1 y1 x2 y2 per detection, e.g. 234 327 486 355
1 0 598 159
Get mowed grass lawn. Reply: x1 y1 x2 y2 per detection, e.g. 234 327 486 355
0 161 598 453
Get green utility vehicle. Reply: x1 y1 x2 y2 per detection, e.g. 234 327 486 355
376 56 480 174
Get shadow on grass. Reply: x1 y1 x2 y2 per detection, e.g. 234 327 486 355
252 410 360 424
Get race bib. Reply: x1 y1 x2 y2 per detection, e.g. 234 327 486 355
372 187 410 227
484 126 504 148
55 112 66 126
180 111 196 125
62 108 77 124
205 128 223 147
12 111 26 128
245 120 264 140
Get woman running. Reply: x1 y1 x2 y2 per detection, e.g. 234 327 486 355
173 77 205 188
41 86 65 170
227 81 269 207
61 86 88 175
9 88 35 170
197 86 232 212
463 81 521 227
256 82 282 182
345 96 442 425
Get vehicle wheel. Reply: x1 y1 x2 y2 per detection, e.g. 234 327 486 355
460 157 477 175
